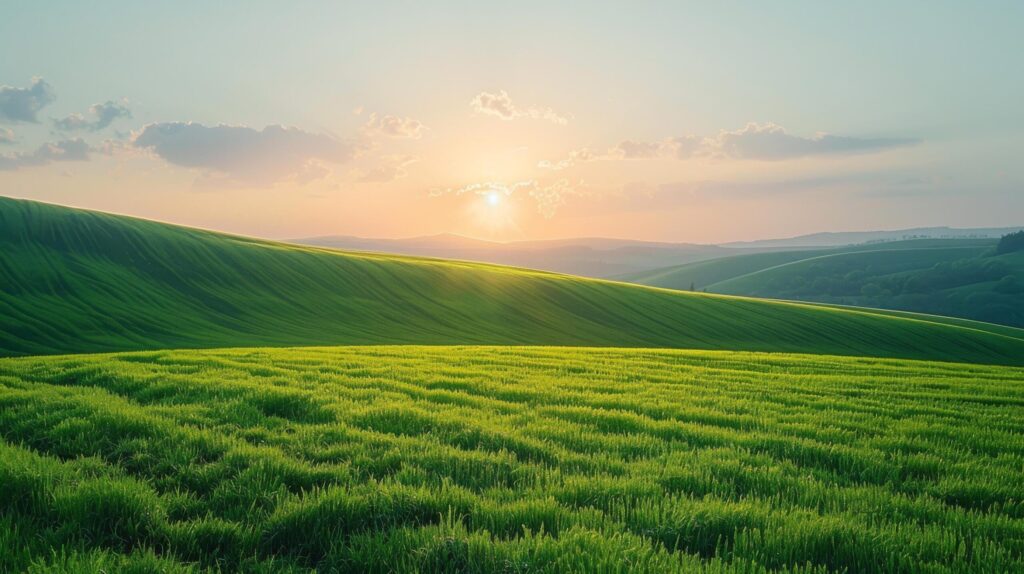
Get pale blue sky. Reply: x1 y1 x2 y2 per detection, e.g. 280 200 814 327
1 1 1021 241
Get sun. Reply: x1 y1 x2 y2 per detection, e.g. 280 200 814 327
486 191 501 206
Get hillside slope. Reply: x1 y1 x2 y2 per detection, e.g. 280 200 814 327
292 233 733 278
619 240 994 291
711 246 1024 327
3 197 1024 364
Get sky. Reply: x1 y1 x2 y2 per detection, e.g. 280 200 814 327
1 1 1022 243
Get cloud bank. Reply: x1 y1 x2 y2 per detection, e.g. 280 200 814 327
541 123 918 168
133 122 354 185
705 123 919 160
55 100 131 132
0 78 56 123
0 138 90 170
470 91 568 125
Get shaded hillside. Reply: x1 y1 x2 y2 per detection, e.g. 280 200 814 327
623 239 1024 328
712 246 1024 328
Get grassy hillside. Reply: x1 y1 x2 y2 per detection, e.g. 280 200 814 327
795 303 1024 341
3 196 1024 365
622 240 1024 328
617 247 834 289
712 247 1024 328
619 239 994 291
2 346 1023 572
292 233 735 278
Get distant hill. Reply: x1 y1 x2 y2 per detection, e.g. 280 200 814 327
618 239 995 288
291 234 736 278
723 226 1024 249
292 226 1024 278
3 196 1023 364
623 238 1024 328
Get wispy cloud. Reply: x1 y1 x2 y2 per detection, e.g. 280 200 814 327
0 128 14 144
612 139 675 159
703 122 919 160
0 78 56 123
598 172 947 212
363 113 425 139
133 122 355 185
431 180 536 198
538 148 596 171
539 123 918 168
431 179 580 217
0 138 90 171
54 100 131 132
357 154 418 183
470 90 568 125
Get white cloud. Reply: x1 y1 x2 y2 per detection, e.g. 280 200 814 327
0 138 90 170
133 122 355 185
470 90 568 125
363 113 425 139
667 135 704 159
0 78 56 123
55 100 131 132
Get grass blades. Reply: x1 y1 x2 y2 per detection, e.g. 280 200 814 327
1 345 1023 572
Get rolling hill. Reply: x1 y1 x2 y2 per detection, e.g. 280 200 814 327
4 199 1024 572
622 239 1024 328
291 233 735 278
3 196 1024 364
618 239 996 290
292 227 1024 279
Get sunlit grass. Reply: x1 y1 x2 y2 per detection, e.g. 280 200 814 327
2 345 1023 572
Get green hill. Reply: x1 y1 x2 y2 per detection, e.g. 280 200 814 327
618 240 994 290
3 196 1024 364
622 240 1024 328
2 346 1023 572
792 302 1024 341
711 246 1024 327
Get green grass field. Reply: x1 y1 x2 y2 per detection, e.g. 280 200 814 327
3 197 1024 365
2 346 1023 573
4 197 1024 573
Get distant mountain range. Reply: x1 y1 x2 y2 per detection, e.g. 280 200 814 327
290 226 1024 278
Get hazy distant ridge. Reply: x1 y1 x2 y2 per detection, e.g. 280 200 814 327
291 226 1023 278
722 226 1024 249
